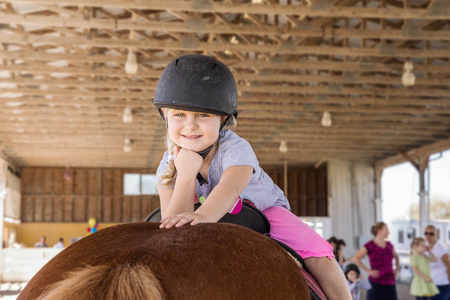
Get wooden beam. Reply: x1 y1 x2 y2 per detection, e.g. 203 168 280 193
3 0 450 19
2 33 450 58
3 50 450 74
4 71 450 89
3 13 450 41
376 138 450 170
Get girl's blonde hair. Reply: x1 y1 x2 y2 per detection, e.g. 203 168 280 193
410 237 425 255
159 112 236 187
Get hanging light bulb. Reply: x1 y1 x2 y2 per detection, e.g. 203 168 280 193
230 36 239 44
321 111 332 127
124 138 132 153
123 106 133 123
402 60 415 87
125 49 138 74
279 141 288 153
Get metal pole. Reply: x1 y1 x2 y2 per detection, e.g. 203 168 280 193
418 156 430 236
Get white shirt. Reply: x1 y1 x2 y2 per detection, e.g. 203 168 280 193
53 241 65 249
429 243 450 285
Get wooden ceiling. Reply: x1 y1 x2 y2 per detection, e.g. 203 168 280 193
0 0 449 169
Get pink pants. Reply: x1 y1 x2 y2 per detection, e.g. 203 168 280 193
262 206 334 260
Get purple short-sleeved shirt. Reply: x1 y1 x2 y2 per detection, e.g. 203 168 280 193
156 129 290 212
364 240 396 285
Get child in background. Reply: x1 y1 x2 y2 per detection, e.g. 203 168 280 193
154 54 351 300
410 238 439 300
345 264 371 300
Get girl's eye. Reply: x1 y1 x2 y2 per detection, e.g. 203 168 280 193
198 114 208 117
174 113 185 117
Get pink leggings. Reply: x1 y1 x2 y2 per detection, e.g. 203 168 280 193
262 206 334 260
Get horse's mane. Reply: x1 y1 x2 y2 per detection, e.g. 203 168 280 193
37 264 164 300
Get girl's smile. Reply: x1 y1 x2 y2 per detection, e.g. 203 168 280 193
165 109 223 152
182 134 202 139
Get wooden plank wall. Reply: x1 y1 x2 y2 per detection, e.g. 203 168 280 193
21 165 327 223
266 165 328 217
21 167 160 223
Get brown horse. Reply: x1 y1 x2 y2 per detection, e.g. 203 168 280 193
18 222 310 300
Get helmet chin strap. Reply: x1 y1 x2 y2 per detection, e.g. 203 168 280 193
195 116 230 185
195 144 213 185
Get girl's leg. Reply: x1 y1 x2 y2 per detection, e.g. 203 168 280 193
263 206 351 300
303 256 352 300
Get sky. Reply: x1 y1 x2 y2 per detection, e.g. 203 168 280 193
381 149 450 224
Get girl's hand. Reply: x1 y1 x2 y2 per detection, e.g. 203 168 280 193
425 276 432 283
160 211 210 229
368 269 380 278
173 147 203 179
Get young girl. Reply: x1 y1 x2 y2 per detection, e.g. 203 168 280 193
153 54 351 300
344 264 371 300
410 238 439 300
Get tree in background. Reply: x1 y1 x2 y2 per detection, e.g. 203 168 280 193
410 196 450 220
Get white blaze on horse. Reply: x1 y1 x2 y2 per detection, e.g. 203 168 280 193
18 223 311 300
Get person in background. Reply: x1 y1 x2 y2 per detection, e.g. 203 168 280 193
424 225 450 300
410 237 439 300
337 239 351 269
353 222 400 300
53 237 65 249
327 236 339 257
34 236 49 248
345 263 371 300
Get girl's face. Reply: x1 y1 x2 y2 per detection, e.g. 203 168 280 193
346 270 358 282
165 109 223 152
414 241 427 255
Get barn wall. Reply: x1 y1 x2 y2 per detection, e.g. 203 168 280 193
19 222 121 248
21 167 160 223
21 165 328 223
328 160 376 255
265 165 328 217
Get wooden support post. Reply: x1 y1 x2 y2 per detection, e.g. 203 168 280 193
284 157 288 197
396 148 430 235
96 168 102 222
374 167 383 222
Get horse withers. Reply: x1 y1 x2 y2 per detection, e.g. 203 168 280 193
18 222 310 300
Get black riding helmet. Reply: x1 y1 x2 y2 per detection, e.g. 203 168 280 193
153 54 238 121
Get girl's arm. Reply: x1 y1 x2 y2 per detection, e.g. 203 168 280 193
159 176 197 219
411 266 432 282
428 249 439 263
160 165 253 228
353 247 380 278
195 165 253 222
359 277 372 290
159 147 202 219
